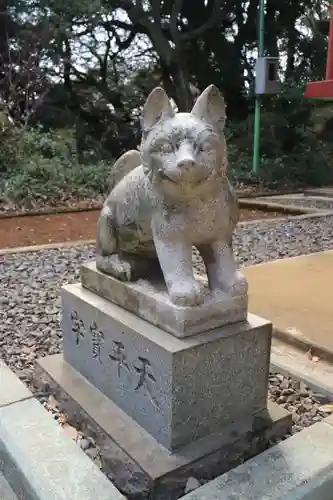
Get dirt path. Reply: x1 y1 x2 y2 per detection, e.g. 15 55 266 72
0 208 292 249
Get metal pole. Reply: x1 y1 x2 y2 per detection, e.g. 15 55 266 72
252 0 265 174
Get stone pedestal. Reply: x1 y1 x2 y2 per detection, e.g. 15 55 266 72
34 261 291 499
62 283 270 450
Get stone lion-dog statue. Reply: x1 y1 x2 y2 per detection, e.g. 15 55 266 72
96 85 248 307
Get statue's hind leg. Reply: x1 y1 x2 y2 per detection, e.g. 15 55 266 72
96 205 134 280
96 205 160 281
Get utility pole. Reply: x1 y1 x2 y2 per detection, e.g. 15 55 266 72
252 0 266 174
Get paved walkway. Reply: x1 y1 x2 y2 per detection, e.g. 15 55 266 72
242 250 333 355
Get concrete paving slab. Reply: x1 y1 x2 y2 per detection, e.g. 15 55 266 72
0 360 33 407
242 250 333 357
0 472 18 500
0 396 125 500
180 420 333 500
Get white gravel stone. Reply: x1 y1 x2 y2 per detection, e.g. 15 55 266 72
184 477 201 494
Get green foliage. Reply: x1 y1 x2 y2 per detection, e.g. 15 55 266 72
2 82 333 208
2 158 110 205
0 123 111 206
0 113 23 171
1 0 333 208
21 127 77 162
227 84 333 188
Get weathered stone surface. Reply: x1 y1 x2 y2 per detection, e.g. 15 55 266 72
179 420 333 500
96 85 248 308
0 360 33 408
34 354 292 500
62 283 271 450
0 473 18 500
81 261 247 337
0 389 124 500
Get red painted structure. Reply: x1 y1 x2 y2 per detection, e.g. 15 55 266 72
305 4 333 99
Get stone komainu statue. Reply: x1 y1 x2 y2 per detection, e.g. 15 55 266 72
96 85 247 307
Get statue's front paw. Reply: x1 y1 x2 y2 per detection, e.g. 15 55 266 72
115 260 133 281
169 281 204 307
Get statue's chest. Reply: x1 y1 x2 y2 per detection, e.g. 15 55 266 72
168 196 230 243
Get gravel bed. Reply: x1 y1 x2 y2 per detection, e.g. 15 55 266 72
268 372 331 435
2 214 333 439
254 195 333 211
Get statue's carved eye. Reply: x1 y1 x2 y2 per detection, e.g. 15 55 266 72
197 137 217 153
156 141 173 154
197 142 210 153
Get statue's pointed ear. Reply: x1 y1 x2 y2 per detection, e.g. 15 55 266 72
141 87 174 135
191 85 226 137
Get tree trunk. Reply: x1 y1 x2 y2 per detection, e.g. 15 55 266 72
160 59 193 111
0 1 10 99
172 63 193 112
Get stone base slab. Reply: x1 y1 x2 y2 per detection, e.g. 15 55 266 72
180 419 333 500
81 261 248 337
62 284 271 450
34 354 292 500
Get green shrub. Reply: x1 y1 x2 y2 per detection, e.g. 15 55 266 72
21 127 77 163
0 124 112 206
1 158 110 206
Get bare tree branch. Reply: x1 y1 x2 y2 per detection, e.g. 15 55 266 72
0 19 52 128
101 35 112 82
180 0 222 41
